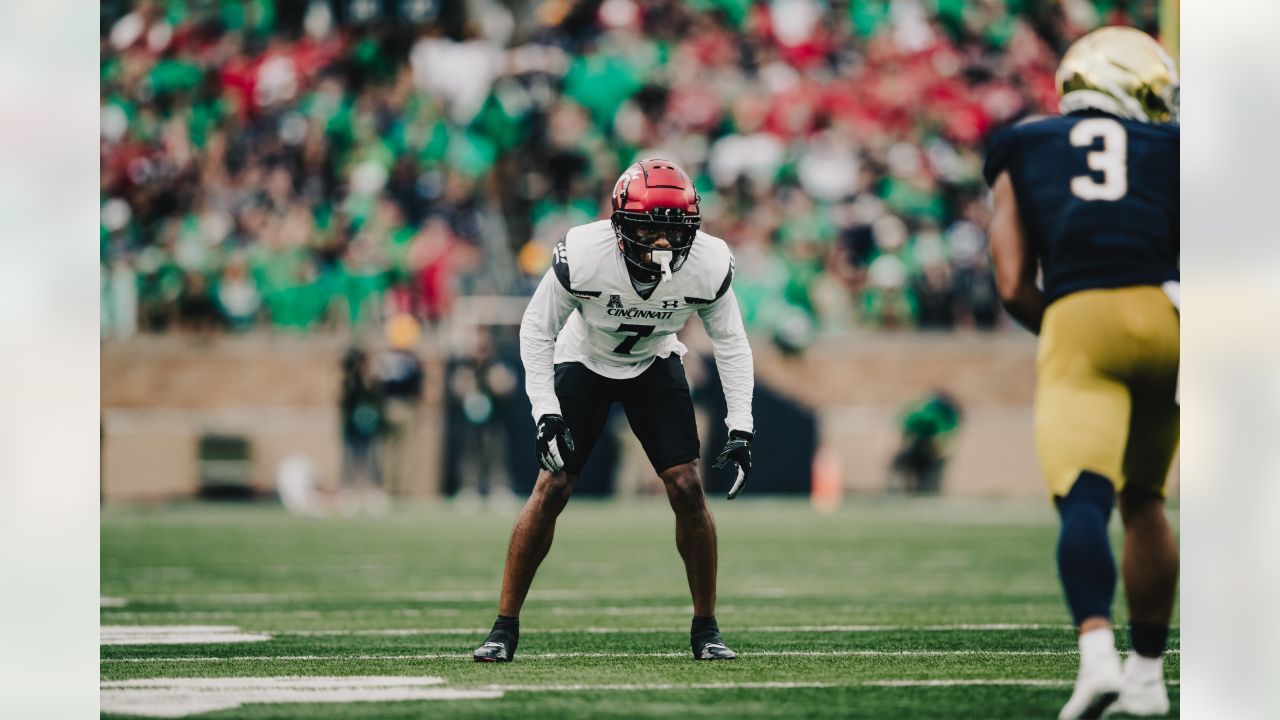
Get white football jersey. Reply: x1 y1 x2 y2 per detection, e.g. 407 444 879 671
520 219 754 433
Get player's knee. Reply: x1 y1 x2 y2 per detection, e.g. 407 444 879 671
534 470 575 506
1056 471 1116 529
1117 487 1162 525
660 463 704 512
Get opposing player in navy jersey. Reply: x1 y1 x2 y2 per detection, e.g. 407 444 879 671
984 27 1179 719
473 159 754 662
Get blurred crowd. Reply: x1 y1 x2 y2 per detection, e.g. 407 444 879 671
100 0 1163 343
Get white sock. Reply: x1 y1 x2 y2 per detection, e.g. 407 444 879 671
1126 652 1164 680
1079 626 1118 665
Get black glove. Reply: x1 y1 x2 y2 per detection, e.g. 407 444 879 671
713 429 753 499
535 414 574 474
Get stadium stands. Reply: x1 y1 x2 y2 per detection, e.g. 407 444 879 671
100 0 1161 339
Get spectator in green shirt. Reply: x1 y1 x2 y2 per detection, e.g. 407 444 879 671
890 391 963 495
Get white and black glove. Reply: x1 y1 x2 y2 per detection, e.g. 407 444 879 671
535 414 574 474
713 430 753 500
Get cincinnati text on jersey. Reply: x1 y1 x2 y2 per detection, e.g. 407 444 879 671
606 307 676 320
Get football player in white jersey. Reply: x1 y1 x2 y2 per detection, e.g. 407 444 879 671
474 159 755 662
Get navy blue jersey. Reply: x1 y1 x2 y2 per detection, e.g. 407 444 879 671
983 110 1178 305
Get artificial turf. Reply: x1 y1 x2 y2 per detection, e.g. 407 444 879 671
101 497 1179 718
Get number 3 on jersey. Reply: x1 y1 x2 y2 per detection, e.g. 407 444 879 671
613 323 654 354
1070 118 1128 201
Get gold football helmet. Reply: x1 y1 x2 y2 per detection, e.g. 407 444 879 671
1056 26 1179 124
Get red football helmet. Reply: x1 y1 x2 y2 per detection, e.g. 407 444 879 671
610 159 701 277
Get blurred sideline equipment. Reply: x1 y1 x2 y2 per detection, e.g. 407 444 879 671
276 455 323 516
984 26 1179 720
197 434 252 499
810 446 843 513
475 159 753 663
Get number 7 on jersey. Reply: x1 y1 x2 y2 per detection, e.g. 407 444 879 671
613 323 655 354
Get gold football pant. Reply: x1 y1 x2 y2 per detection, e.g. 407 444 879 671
1035 286 1180 498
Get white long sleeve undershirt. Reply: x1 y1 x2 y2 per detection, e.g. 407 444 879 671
519 271 578 421
698 287 754 433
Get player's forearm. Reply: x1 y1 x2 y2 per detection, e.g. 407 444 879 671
714 340 755 433
702 290 755 432
519 273 572 420
988 172 1044 334
998 285 1045 335
519 333 561 421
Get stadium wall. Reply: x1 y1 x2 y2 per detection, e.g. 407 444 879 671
100 333 1177 503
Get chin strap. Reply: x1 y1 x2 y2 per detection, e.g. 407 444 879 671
652 249 673 282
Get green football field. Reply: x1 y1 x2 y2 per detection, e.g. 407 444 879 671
100 498 1179 718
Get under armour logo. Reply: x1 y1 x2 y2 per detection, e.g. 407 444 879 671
661 299 679 309
608 294 623 309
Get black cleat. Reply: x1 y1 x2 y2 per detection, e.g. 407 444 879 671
473 639 513 662
473 625 518 663
474 615 519 662
694 636 737 660
691 616 736 660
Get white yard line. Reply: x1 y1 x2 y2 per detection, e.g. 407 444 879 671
476 679 1187 692
483 681 842 692
101 626 272 646
99 676 499 718
98 623 1077 644
868 679 1073 687
287 623 1070 636
99 673 1182 716
866 679 1182 688
290 628 487 636
101 597 129 608
102 648 1179 663
99 588 809 604
98 674 1185 717
103 677 449 689
104 608 458 620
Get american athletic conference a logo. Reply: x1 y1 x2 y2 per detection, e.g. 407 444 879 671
608 294 623 309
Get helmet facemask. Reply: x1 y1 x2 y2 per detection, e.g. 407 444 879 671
612 207 699 281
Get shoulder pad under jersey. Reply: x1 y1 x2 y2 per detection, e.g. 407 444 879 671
682 232 735 305
554 221 615 299
982 123 1023 188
